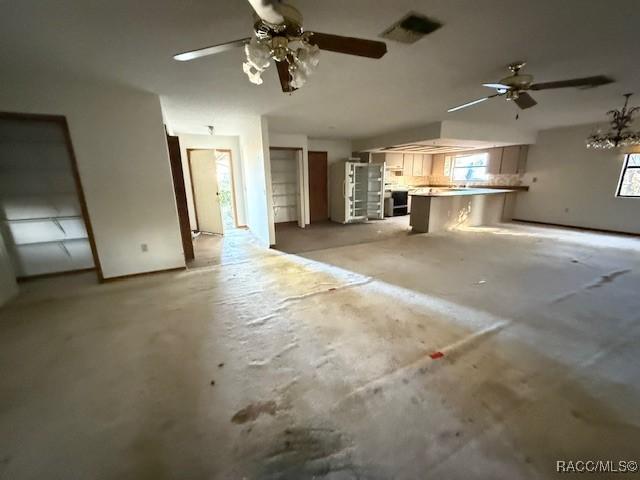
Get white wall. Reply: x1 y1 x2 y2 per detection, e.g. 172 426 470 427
0 234 18 306
176 133 246 229
0 75 185 279
236 116 274 246
308 138 353 165
514 124 640 234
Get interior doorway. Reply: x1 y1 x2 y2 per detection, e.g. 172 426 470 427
185 148 243 269
214 150 238 231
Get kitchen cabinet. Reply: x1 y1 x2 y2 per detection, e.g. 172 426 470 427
499 146 521 174
403 154 414 175
386 153 404 169
412 154 424 176
422 154 433 176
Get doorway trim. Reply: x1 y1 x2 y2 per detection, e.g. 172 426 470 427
270 146 306 229
187 148 210 232
166 133 194 261
0 111 104 282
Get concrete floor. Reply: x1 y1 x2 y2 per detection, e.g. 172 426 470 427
1 223 639 479
274 216 411 254
187 228 262 269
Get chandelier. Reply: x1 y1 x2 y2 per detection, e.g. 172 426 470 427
242 35 320 89
586 93 640 149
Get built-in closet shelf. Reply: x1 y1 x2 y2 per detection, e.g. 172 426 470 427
14 237 89 247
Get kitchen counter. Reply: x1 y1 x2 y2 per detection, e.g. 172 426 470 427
410 188 519 233
410 187 517 197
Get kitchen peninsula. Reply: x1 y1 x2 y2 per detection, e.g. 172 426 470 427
409 188 517 233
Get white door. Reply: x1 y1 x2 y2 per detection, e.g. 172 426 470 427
190 150 223 234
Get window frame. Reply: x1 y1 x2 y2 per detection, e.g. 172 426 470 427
616 153 640 198
450 152 489 182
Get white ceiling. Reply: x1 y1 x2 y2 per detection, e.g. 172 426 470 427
1 0 639 139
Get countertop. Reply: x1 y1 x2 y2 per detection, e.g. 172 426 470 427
409 187 518 197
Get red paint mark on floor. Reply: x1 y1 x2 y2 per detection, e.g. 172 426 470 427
430 351 445 360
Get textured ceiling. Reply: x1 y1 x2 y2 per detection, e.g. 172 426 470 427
1 0 639 138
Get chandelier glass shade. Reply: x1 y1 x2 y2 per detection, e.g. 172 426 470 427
586 93 640 150
242 35 320 88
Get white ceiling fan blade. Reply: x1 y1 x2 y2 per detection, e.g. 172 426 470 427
246 0 285 25
173 38 250 61
483 83 511 90
447 97 490 113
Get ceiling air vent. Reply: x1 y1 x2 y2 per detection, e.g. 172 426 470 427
380 12 443 44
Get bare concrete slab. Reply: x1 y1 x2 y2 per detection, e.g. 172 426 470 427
0 223 639 479
274 216 411 254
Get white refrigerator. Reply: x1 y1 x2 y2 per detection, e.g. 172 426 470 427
330 160 385 223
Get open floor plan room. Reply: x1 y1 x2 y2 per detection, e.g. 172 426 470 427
2 224 639 478
1 1 639 479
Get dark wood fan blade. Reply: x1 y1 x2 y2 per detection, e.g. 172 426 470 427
530 75 614 91
514 92 537 110
174 38 250 61
246 0 284 25
276 60 296 93
307 32 387 59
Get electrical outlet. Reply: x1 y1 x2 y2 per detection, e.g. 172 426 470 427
141 243 148 252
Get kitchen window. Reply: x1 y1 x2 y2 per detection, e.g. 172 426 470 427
617 154 640 197
451 153 489 181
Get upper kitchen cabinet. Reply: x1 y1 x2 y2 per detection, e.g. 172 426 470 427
411 154 423 176
499 146 521 174
386 153 404 169
422 154 433 176
402 154 414 175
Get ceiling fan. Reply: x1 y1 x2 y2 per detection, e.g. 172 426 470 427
173 0 388 92
448 62 614 113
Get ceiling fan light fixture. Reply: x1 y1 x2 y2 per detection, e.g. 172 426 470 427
289 63 308 89
286 40 321 89
244 38 271 70
243 38 271 85
243 61 264 85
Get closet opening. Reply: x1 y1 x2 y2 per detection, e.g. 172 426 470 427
0 112 102 282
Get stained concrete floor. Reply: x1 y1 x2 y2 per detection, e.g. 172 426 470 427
1 223 639 479
274 216 411 254
187 228 263 269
